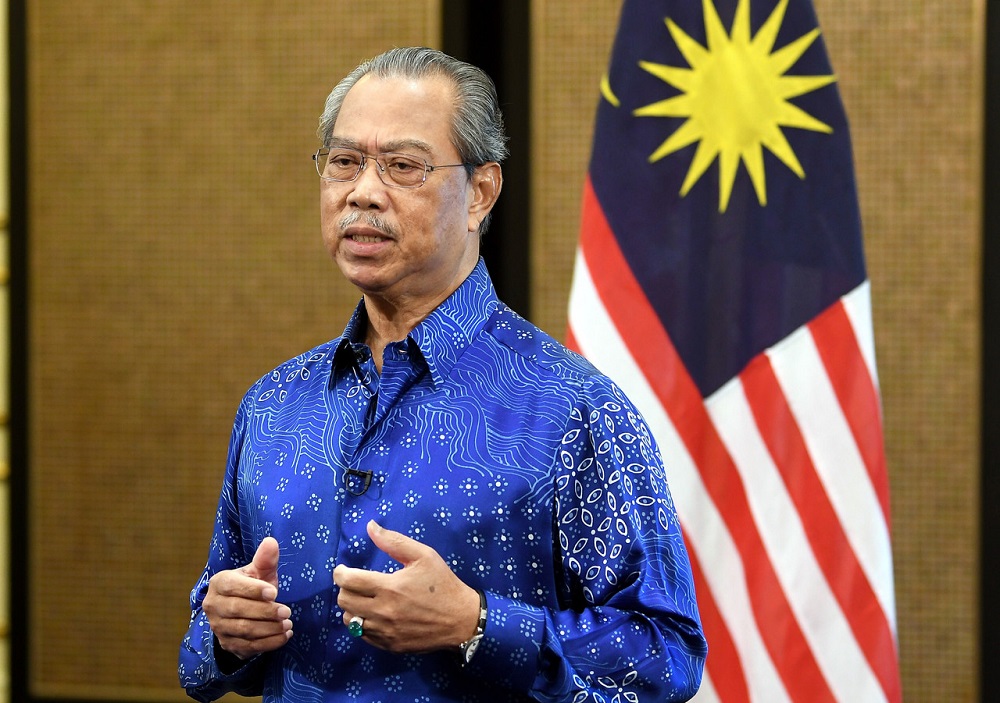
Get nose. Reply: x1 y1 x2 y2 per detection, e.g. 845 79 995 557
347 155 388 208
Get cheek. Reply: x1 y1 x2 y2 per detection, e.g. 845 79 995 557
320 187 344 223
320 188 339 221
428 186 472 232
319 199 341 255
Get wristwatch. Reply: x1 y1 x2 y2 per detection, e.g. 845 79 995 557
458 589 487 665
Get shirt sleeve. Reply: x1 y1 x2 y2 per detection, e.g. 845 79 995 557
471 377 708 702
178 391 270 702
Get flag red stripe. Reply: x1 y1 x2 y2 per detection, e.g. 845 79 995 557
568 297 749 703
808 302 892 531
578 177 835 702
686 543 751 703
740 354 901 702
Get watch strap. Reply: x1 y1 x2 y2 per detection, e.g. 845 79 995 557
458 589 487 665
473 589 487 633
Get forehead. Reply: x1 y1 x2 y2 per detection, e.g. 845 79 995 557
333 73 457 155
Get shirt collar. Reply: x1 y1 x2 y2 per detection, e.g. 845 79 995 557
410 258 500 386
331 258 500 387
330 304 370 379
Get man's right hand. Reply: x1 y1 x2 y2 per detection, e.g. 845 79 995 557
203 536 293 660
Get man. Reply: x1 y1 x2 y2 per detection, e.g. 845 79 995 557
179 47 706 702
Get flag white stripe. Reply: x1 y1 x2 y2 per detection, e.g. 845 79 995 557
841 282 881 394
706 378 886 702
568 250 791 703
841 282 897 637
766 327 898 625
690 671 721 703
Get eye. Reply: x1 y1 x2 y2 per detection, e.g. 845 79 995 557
328 150 362 169
383 154 423 173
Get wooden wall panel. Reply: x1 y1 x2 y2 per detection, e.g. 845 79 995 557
817 3 983 700
27 2 440 699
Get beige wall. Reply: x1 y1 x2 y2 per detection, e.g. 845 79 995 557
25 3 439 700
17 1 984 701
530 1 983 701
821 3 983 699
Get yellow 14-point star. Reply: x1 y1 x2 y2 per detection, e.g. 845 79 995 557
633 0 836 212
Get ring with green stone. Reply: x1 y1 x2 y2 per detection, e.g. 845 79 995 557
348 615 364 638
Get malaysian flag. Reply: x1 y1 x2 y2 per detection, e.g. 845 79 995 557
566 0 902 701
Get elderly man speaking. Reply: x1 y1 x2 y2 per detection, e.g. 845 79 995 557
179 46 706 703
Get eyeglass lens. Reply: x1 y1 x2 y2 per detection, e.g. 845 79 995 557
316 148 427 187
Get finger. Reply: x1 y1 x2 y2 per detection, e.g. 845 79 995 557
333 564 380 597
366 520 427 566
341 610 374 642
211 570 278 602
247 537 281 588
335 584 376 620
215 612 293 640
218 628 294 660
209 596 292 623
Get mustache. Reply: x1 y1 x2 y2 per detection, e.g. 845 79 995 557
339 212 397 238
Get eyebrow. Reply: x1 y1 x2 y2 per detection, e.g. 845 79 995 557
327 136 435 157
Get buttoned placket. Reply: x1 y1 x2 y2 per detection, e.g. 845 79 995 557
334 340 427 485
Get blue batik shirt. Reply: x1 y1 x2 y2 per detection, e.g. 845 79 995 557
179 259 706 702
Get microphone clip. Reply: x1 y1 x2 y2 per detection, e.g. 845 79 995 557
344 468 374 496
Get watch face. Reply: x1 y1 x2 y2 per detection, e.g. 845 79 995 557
462 634 483 663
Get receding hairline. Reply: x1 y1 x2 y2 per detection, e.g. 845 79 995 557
327 73 461 154
346 69 458 103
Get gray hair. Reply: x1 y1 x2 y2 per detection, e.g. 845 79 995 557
317 47 508 235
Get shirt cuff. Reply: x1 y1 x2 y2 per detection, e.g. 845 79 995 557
213 635 260 676
464 591 544 693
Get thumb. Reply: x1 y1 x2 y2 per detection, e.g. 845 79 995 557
367 520 426 566
248 536 280 588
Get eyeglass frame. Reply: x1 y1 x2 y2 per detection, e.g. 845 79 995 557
312 145 472 189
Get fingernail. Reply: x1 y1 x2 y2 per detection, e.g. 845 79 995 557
263 586 278 601
278 605 291 619
368 519 382 533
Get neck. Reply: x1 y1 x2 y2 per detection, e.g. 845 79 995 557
360 259 479 372
361 296 433 374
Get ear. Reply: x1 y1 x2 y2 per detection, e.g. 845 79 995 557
466 163 503 234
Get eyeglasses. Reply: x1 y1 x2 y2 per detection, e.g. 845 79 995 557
313 147 469 188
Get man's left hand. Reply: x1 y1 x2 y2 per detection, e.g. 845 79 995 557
333 520 482 653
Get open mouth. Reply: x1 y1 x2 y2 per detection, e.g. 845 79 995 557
350 234 385 243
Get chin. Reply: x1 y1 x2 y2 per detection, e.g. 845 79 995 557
340 269 387 295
